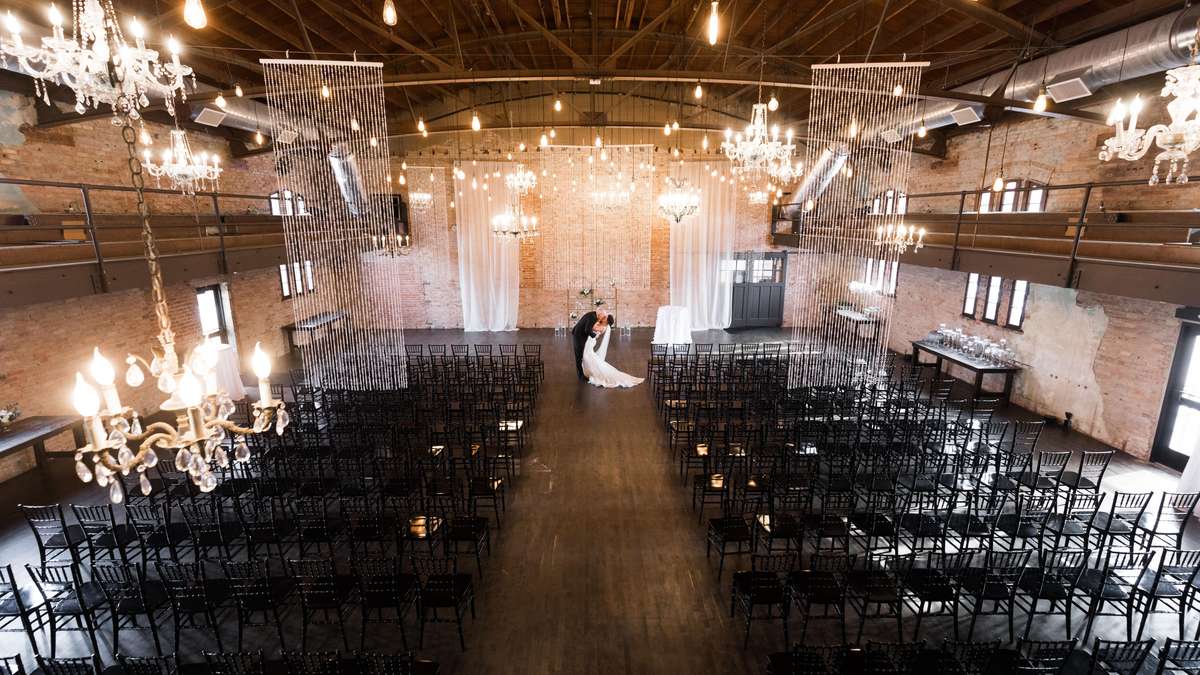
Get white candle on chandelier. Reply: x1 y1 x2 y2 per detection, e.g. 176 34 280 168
4 12 22 48
251 342 273 405
89 348 122 413
47 4 64 40
73 373 107 448
1128 94 1144 131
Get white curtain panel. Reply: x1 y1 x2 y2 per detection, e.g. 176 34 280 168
457 161 520 331
668 162 735 330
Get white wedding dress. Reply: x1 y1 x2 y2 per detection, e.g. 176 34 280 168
582 329 644 388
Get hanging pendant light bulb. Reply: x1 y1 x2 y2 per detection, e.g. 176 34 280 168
416 117 425 133
214 93 226 109
234 84 243 98
399 174 406 185
549 128 556 138
917 122 927 138
893 83 904 97
702 135 709 150
401 160 407 171
138 127 152 145
993 174 1005 192
350 118 360 132
694 82 703 99
663 123 671 136
1033 88 1048 113
553 98 562 112
594 135 603 148
254 130 264 145
539 132 549 147
471 111 481 131
672 120 679 131
321 84 331 98
183 0 207 29
382 0 398 26
706 1 719 45
767 94 779 112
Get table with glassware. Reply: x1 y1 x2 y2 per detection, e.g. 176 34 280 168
911 338 1021 401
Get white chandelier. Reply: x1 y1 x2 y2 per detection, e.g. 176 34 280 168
874 221 925 254
1099 61 1200 185
492 208 539 239
770 159 804 184
748 189 769 205
657 176 701 223
721 102 796 177
591 187 631 209
408 190 433 211
141 129 220 194
504 164 537 196
0 0 193 119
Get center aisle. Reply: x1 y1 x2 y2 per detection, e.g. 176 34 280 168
434 327 764 674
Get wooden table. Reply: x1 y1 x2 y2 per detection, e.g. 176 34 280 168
283 310 346 354
911 339 1021 401
0 415 86 471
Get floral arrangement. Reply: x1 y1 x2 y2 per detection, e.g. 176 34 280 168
0 403 19 429
594 299 606 307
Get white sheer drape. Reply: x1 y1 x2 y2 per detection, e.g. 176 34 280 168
668 162 735 330
457 161 519 331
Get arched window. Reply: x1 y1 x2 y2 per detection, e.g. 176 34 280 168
269 190 308 216
870 189 907 215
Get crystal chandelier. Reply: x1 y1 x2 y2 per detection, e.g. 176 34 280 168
491 208 539 239
504 164 537 196
657 176 701 223
0 0 193 119
141 129 220 195
748 190 768 205
591 188 631 209
70 117 286 504
1099 62 1200 184
770 158 804 184
408 190 433 212
371 231 411 256
874 221 925 254
721 102 796 177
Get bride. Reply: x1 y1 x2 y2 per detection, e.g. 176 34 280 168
582 322 644 388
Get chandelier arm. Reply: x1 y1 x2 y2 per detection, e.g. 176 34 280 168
209 415 271 437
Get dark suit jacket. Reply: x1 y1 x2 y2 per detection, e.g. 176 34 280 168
572 311 599 343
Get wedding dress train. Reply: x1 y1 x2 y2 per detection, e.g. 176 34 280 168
582 329 644 388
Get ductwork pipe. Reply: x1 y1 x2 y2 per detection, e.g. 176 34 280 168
904 4 1200 135
187 85 322 143
779 143 849 220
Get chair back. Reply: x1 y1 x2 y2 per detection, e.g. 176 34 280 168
204 651 265 675
34 656 97 675
1089 637 1155 675
116 655 176 675
0 654 25 675
281 651 340 675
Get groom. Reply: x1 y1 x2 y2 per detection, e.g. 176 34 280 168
571 308 613 381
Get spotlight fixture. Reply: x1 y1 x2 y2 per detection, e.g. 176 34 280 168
183 0 207 29
382 0 398 26
706 1 719 45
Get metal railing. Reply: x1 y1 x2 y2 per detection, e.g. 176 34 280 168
0 176 278 293
771 176 1200 283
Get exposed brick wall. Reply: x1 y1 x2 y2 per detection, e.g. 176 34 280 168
886 263 1180 459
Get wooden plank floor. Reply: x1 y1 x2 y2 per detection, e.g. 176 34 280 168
0 327 1191 673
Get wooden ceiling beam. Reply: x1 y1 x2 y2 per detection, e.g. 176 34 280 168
601 0 685 68
503 0 589 67
932 0 1048 43
307 0 454 70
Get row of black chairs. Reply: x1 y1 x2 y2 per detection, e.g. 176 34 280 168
0 649 437 674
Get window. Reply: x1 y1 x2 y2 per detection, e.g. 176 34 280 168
870 189 907 215
863 257 898 296
1007 279 1029 328
963 273 980 316
269 190 308 216
983 275 1003 322
195 285 230 344
979 180 1046 213
280 260 315 298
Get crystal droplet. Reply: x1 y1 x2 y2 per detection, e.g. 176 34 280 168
218 400 235 419
253 412 269 433
149 356 163 377
275 409 290 435
188 452 204 476
139 472 152 496
175 447 192 472
157 372 176 394
199 472 218 493
107 428 126 447
108 480 124 504
212 426 227 444
75 460 94 483
125 363 144 387
234 439 250 462
117 445 134 467
130 415 143 436
142 448 158 468
111 416 130 433
75 101 86 114
214 446 229 468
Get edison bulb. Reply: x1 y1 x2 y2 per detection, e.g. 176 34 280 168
234 84 243 98
993 175 1005 192
917 124 927 138
706 1 719 45
893 83 904 97
549 128 556 138
254 130 264 145
321 84 331 98
416 117 425 132
539 133 549 147
471 112 481 131
553 98 562 112
694 83 703 99
183 0 207 29
663 123 671 136
767 95 778 112
702 135 709 150
214 94 226 109
1033 91 1048 113
382 0 398 26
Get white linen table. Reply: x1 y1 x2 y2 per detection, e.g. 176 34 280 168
652 305 693 344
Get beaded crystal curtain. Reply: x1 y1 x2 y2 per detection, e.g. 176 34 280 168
788 62 924 388
539 145 653 296
261 59 406 390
